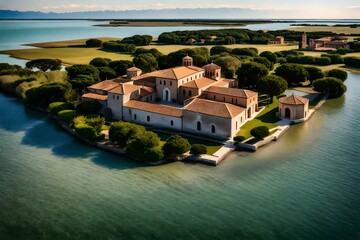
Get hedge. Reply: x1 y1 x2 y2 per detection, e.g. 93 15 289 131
233 136 246 142
76 100 102 115
58 110 77 123
250 126 270 140
49 102 75 114
190 144 207 155
74 123 97 140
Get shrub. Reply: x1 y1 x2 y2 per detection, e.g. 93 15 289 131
75 123 97 140
126 130 163 161
49 102 75 114
250 126 270 140
231 48 257 57
109 122 146 146
162 135 191 156
76 100 102 115
190 144 207 155
259 51 277 63
58 110 77 123
72 115 87 126
89 57 111 67
327 69 348 82
86 39 102 47
86 116 105 134
315 57 331 66
233 136 246 142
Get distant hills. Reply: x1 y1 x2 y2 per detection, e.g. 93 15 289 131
0 9 288 19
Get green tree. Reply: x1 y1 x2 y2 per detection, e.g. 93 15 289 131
313 77 347 98
327 69 348 82
97 67 117 80
86 116 105 135
108 60 133 76
253 57 274 70
86 39 102 47
210 46 231 55
162 135 191 156
236 62 269 88
274 63 308 85
256 75 288 103
25 82 73 107
75 123 98 140
250 126 270 140
231 48 257 57
259 51 278 63
133 53 158 73
89 57 111 67
69 75 96 92
305 66 324 84
109 122 146 146
26 59 62 72
76 100 102 115
65 64 100 81
214 56 241 78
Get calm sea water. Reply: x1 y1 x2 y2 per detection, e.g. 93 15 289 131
0 20 359 240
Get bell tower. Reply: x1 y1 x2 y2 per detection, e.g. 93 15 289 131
301 32 307 49
182 55 193 67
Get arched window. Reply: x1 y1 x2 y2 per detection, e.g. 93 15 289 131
134 114 137 120
147 116 150 122
197 121 201 131
170 81 172 86
188 90 192 96
211 125 216 133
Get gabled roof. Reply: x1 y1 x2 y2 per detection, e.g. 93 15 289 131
88 80 119 92
204 86 257 99
279 95 309 105
156 66 203 80
82 93 108 101
181 77 216 89
184 98 245 119
108 83 140 95
124 100 183 118
139 86 155 97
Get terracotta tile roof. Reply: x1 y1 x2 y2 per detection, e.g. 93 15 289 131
212 78 235 87
187 66 204 71
82 93 108 101
184 98 245 119
202 63 221 70
127 66 141 71
124 100 183 118
181 77 216 89
204 86 257 99
156 66 203 80
88 80 119 92
183 55 193 60
140 86 155 97
279 95 309 105
108 83 140 95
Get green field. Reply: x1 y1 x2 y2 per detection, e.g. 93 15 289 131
288 26 360 35
237 98 280 139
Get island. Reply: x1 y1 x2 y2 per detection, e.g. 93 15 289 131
1 28 357 165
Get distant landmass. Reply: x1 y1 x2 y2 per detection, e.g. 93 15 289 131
0 9 289 19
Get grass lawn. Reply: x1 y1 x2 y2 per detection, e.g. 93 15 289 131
288 26 360 35
0 47 132 66
156 131 223 155
237 98 280 139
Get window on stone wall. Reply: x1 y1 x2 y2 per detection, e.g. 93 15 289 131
164 80 166 85
211 125 216 133
197 121 201 131
171 120 174 126
113 95 115 99
183 89 186 95
160 80 162 85
236 121 238 129
214 95 216 100
117 96 119 100
188 90 192 96
170 81 172 86
134 114 137 120
147 116 150 122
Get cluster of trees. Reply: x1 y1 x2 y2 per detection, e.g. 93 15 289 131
0 63 33 76
344 57 360 68
86 39 102 47
25 59 62 72
120 35 152 46
73 115 105 141
102 42 136 53
158 29 273 45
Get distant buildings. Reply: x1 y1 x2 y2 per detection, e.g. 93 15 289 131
269 36 285 45
82 56 259 139
299 32 349 51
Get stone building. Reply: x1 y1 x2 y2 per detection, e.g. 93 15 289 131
278 95 309 120
82 56 259 139
269 36 284 44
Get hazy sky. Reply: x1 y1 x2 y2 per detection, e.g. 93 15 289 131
0 0 360 18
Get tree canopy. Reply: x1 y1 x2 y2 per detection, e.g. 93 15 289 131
26 59 62 72
327 69 348 82
305 66 324 84
133 53 158 73
313 77 347 98
89 57 111 67
274 63 308 85
256 75 288 103
162 135 191 157
236 62 269 88
66 64 100 81
86 39 102 47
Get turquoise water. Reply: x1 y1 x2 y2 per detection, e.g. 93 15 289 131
0 20 359 240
